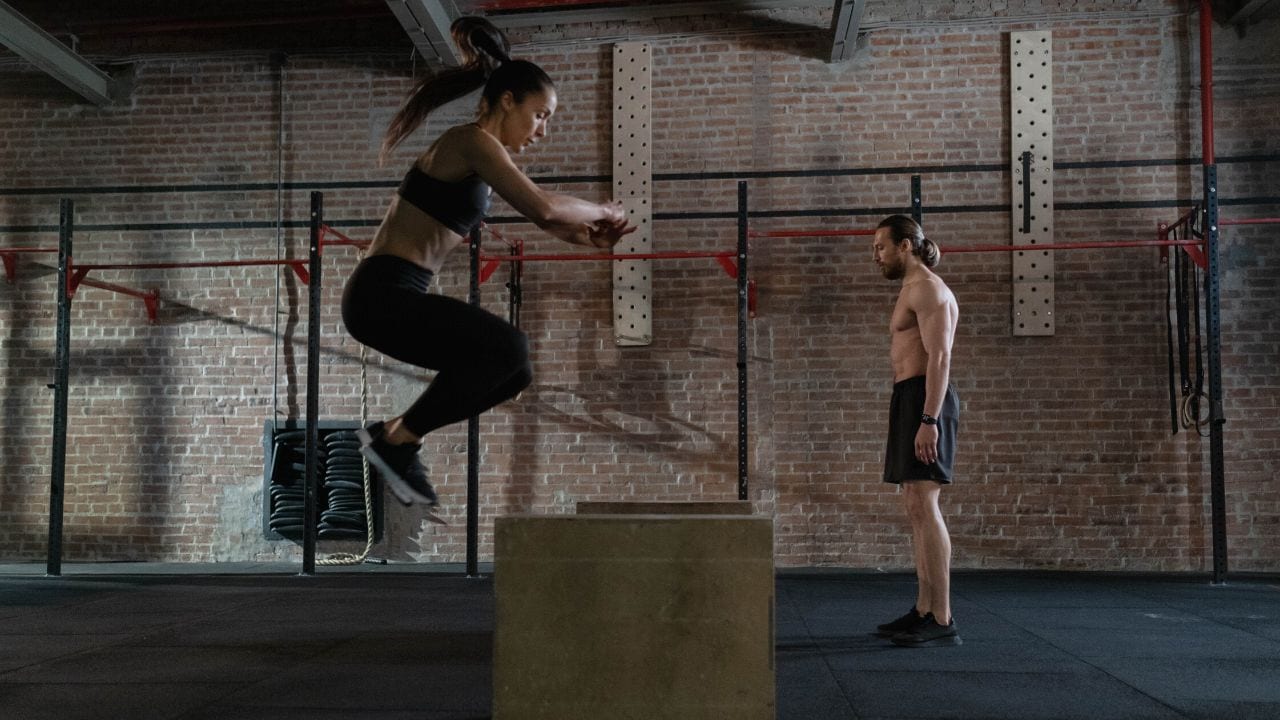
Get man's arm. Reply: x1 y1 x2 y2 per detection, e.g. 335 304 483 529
911 281 955 464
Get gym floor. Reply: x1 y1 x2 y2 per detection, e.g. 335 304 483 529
0 564 1277 720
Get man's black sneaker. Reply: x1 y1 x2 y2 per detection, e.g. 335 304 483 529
891 613 961 647
356 421 438 507
876 607 926 637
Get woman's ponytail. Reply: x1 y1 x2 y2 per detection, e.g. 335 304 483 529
452 16 510 68
379 16 511 163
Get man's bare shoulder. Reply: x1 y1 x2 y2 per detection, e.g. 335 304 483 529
905 272 955 310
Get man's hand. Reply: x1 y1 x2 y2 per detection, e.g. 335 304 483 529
915 423 939 465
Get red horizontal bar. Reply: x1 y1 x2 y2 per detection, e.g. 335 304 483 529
482 224 522 251
0 248 56 282
78 276 154 302
477 250 736 262
748 229 875 238
318 225 368 249
70 258 310 298
945 239 1203 254
476 249 742 285
74 277 162 322
77 259 304 271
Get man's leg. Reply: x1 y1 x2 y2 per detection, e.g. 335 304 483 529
907 504 931 617
904 480 951 624
873 493 929 637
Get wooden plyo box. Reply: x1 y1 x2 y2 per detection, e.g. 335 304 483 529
576 500 754 515
494 514 775 720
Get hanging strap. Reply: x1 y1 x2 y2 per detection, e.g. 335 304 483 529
506 235 523 329
1175 239 1192 401
319 250 379 566
1182 256 1210 436
1164 247 1179 435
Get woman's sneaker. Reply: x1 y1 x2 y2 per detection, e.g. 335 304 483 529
876 607 926 637
356 421 438 507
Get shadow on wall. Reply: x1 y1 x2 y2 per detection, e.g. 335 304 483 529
715 4 834 62
505 378 737 514
0 231 58 548
0 283 431 559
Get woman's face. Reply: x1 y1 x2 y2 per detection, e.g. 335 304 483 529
500 87 557 153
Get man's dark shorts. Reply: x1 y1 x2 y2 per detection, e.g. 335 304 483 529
884 375 960 485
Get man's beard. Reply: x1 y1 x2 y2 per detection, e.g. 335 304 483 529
881 262 905 280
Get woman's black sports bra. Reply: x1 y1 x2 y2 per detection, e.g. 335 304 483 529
396 165 492 236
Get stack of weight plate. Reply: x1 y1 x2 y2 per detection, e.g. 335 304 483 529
319 430 369 540
266 429 311 540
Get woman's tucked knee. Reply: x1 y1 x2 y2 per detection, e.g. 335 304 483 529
500 332 533 396
508 361 533 396
501 329 532 380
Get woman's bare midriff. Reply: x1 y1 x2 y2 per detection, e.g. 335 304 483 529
365 195 466 274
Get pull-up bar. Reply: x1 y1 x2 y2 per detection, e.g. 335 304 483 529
317 224 368 249
748 229 875 238
0 246 57 281
476 249 743 286
69 258 311 322
944 238 1205 254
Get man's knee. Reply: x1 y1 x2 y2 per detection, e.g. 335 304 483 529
902 481 940 517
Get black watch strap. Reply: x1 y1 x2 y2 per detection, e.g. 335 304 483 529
920 413 939 426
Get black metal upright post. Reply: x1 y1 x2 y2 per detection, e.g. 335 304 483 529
736 181 749 502
466 228 482 577
302 191 322 575
47 199 73 577
910 175 923 225
1198 0 1227 585
1204 167 1227 584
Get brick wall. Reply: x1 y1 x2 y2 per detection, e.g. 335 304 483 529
1 4 1276 571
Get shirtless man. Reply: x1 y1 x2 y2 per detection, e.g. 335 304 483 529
869 215 962 648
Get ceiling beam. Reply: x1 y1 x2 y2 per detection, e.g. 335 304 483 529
1226 0 1279 24
386 0 460 65
829 0 867 63
483 0 830 29
0 0 114 105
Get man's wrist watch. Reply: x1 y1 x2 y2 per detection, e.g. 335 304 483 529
920 413 939 426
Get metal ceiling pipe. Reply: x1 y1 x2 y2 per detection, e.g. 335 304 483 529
69 10 389 37
1200 0 1214 164
471 0 635 11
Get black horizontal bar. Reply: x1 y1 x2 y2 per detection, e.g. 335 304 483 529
654 164 1007 182
4 198 1278 235
4 154 1278 198
1220 195 1280 206
0 180 398 197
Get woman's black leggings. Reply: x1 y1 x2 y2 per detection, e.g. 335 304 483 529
341 254 532 437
